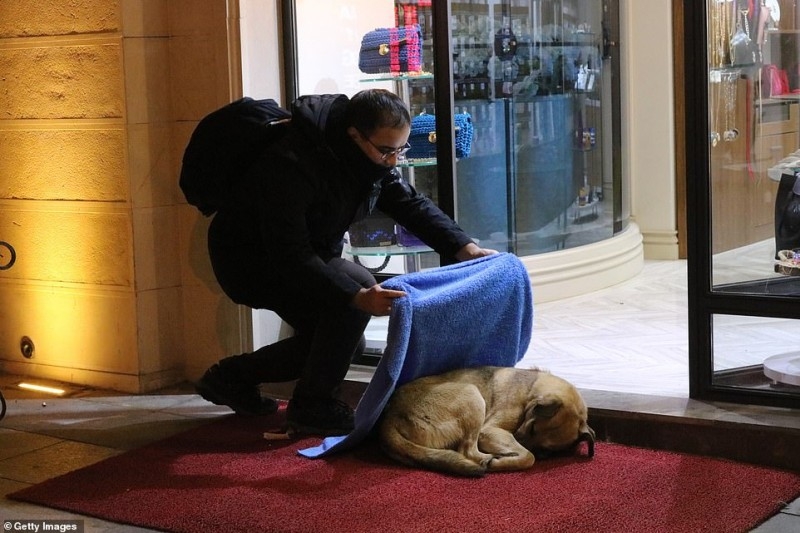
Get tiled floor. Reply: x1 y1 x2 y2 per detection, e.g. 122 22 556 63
1 259 799 532
0 383 230 532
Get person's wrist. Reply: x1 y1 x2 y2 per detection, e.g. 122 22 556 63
351 288 366 308
455 242 478 261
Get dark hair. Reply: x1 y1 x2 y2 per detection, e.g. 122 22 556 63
346 89 411 136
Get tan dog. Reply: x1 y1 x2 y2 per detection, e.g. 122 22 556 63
379 366 595 477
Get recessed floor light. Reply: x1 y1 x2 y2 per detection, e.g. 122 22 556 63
18 382 66 396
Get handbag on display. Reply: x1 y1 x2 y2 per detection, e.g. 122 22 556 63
395 225 425 247
358 25 422 74
395 1 430 26
729 14 759 67
348 210 427 250
348 211 396 248
762 64 789 97
407 112 474 160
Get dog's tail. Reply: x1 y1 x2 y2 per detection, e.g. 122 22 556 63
379 424 488 478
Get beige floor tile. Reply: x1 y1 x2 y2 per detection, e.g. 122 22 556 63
0 440 120 485
0 428 61 461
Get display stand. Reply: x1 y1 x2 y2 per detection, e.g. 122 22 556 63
763 352 800 387
347 243 433 274
345 73 438 276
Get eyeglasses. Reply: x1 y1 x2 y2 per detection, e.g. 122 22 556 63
358 130 411 161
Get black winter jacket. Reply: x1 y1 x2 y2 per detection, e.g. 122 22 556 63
215 94 473 308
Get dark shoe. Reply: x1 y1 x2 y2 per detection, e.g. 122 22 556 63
286 396 355 436
196 364 279 416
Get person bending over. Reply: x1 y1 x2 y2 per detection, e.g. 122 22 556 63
197 88 495 436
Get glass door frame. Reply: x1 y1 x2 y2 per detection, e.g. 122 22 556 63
684 1 800 408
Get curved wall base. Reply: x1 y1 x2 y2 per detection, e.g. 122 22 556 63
522 222 644 303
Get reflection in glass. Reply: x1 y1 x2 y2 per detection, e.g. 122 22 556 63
289 0 623 265
451 0 618 255
707 0 800 294
712 314 800 392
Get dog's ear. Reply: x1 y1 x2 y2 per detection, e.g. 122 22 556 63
518 396 563 437
532 396 563 419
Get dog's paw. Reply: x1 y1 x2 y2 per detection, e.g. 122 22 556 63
475 452 494 469
487 451 536 472
491 451 519 458
486 453 513 467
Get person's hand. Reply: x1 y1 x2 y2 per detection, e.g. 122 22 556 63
352 284 407 316
454 242 499 262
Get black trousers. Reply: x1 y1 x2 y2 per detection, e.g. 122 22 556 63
207 212 375 400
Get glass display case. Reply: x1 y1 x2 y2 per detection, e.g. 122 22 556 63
684 0 800 407
450 0 619 258
282 0 623 276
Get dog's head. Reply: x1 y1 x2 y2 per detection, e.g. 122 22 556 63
513 375 595 458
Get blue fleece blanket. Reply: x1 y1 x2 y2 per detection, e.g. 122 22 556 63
298 252 533 458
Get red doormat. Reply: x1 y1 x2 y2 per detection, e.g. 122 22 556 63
9 408 800 533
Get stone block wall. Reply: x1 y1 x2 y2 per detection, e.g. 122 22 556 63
0 0 248 392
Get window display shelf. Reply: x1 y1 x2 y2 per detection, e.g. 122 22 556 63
346 242 434 277
571 198 599 221
345 243 432 257
359 73 434 83
397 157 437 167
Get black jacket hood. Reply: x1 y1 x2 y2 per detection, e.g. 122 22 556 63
291 93 388 187
291 94 349 147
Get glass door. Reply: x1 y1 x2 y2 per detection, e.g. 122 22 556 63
282 0 624 264
685 0 800 407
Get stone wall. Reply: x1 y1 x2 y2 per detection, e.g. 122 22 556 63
0 0 248 392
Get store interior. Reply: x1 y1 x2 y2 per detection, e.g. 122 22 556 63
700 0 800 397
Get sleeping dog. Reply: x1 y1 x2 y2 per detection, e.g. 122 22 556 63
379 366 595 477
